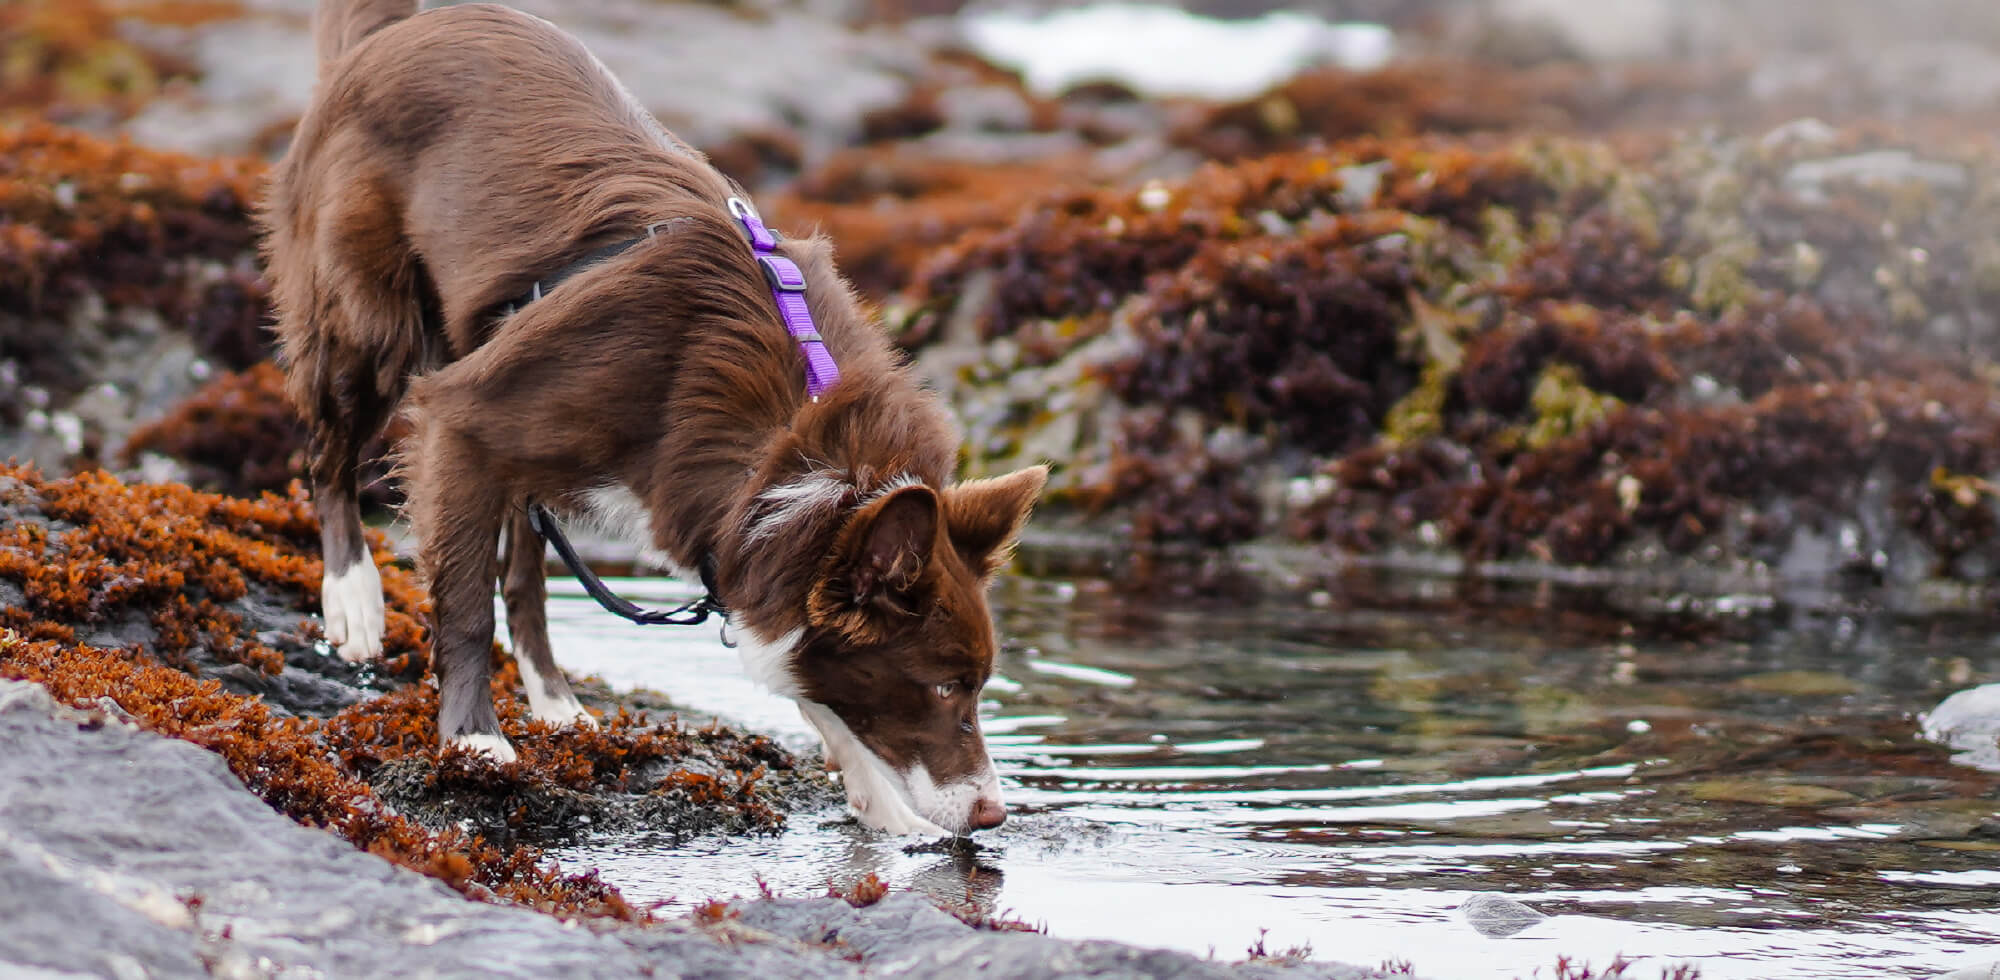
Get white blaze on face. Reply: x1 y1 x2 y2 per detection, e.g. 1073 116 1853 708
794 700 1001 837
321 559 385 663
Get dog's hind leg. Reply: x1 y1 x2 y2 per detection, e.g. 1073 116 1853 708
306 353 394 664
274 177 431 664
501 506 596 727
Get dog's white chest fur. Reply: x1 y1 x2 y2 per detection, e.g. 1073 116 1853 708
576 484 690 576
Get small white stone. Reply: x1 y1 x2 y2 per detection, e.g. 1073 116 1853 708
1617 474 1643 515
52 412 84 455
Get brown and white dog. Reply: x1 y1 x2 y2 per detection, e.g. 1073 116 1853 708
262 0 1046 835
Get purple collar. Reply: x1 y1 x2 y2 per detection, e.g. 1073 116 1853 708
728 197 840 400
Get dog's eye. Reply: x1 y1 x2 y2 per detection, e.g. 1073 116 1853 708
935 682 957 699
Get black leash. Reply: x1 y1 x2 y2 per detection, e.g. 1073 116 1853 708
505 228 729 629
527 504 727 627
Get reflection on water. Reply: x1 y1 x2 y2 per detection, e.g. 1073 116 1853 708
534 573 2000 979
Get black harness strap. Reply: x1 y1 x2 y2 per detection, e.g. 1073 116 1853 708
500 235 647 316
508 230 729 627
526 504 725 627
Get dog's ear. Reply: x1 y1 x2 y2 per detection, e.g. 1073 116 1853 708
942 465 1048 578
809 484 940 640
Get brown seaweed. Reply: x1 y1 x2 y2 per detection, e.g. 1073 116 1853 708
0 462 814 919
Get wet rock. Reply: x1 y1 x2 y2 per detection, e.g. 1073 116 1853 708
734 892 1403 978
1783 150 1969 204
1476 0 1674 63
1734 670 1862 697
1684 780 1861 807
0 678 841 978
1921 684 2000 773
1457 892 1547 938
1749 41 2000 119
0 678 649 978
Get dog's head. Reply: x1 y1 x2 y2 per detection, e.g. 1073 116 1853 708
765 465 1046 835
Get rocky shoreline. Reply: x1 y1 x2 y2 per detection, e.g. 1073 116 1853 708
0 463 824 912
0 676 1397 978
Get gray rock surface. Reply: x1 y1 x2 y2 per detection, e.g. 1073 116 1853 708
1468 0 2000 64
1456 894 1547 939
0 678 1409 979
0 303 214 478
1921 684 2000 773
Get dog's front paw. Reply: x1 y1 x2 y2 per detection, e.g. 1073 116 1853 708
321 560 385 663
448 732 519 764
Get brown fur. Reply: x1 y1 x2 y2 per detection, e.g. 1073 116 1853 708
263 0 1045 830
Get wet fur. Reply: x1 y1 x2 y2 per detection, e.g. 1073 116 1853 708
265 0 1043 833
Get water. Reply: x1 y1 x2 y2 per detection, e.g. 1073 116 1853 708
533 572 2000 978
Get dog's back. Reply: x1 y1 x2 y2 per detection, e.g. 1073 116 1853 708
268 1 735 370
264 0 893 579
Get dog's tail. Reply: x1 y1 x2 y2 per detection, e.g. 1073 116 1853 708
315 0 417 72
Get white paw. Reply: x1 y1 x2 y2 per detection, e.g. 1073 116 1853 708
321 560 385 663
515 654 597 728
448 732 518 764
529 698 598 729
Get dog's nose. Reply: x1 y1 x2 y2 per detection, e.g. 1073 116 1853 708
969 796 1006 831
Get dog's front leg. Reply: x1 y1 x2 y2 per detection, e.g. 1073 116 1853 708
406 420 514 763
